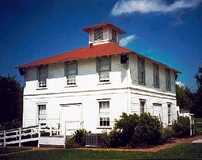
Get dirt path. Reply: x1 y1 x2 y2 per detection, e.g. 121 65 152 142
1 135 202 157
78 135 202 153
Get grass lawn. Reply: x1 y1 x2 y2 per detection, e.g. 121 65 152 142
1 144 202 160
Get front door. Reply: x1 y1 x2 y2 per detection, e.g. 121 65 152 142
60 103 83 135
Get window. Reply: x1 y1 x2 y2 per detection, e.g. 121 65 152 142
99 101 110 127
38 105 46 124
168 103 171 124
96 56 111 82
166 69 171 91
37 66 48 88
138 57 145 85
153 63 160 88
94 28 103 41
140 99 146 114
65 61 78 85
112 29 117 42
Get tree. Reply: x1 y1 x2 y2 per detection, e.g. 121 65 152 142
191 67 202 117
176 84 193 112
0 75 23 129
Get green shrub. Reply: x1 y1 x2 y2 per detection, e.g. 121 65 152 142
172 116 190 137
73 129 87 146
99 132 110 147
160 127 174 143
114 113 139 146
130 113 162 147
109 130 123 147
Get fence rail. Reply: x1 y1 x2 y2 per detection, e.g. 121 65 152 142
0 124 62 147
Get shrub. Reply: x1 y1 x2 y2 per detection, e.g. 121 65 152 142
130 113 162 147
99 132 110 147
73 129 87 146
172 116 190 137
109 130 123 147
114 113 139 146
160 127 174 143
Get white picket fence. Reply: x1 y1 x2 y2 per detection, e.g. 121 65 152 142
0 124 64 147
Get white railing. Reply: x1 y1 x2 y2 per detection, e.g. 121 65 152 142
0 124 63 147
0 125 40 147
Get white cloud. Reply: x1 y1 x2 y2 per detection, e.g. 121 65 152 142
111 0 202 15
120 35 137 46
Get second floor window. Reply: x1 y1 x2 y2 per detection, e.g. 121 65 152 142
153 63 160 88
94 28 103 41
112 29 117 42
96 56 111 82
65 61 78 85
138 57 145 85
37 66 48 88
166 69 171 91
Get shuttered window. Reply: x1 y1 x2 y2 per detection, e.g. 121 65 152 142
112 29 117 42
65 61 78 85
37 66 48 87
94 28 103 41
96 56 111 82
166 69 171 91
138 57 145 85
153 63 160 88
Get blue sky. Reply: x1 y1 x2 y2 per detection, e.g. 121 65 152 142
0 0 202 90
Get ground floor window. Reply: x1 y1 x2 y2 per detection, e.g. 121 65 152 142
168 103 172 124
100 117 110 126
99 100 110 127
38 104 46 124
140 99 146 114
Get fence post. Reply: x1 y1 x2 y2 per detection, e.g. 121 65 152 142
64 121 66 148
19 128 22 147
3 130 6 147
38 124 41 148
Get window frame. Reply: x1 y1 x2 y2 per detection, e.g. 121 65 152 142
37 65 48 88
65 61 78 85
111 29 117 42
138 57 145 85
96 56 111 82
166 69 171 91
38 104 47 124
94 28 103 41
153 63 160 88
98 100 110 127
140 99 146 114
168 103 172 125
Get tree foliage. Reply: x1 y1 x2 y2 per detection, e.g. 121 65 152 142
191 67 202 117
0 75 23 129
176 84 193 111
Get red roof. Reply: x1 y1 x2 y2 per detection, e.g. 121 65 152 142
19 43 130 69
83 23 125 34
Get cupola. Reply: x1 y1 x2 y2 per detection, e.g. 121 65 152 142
83 23 125 46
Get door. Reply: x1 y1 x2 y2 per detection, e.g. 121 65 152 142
60 103 83 135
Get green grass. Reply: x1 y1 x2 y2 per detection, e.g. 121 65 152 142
1 144 202 160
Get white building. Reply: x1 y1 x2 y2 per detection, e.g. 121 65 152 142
19 23 179 135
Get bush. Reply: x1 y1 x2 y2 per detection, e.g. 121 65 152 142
172 116 190 137
160 127 174 143
109 130 123 147
130 113 162 147
114 113 139 146
73 129 87 146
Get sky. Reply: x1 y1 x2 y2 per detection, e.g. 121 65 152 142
0 0 202 90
